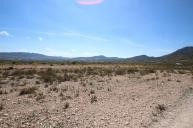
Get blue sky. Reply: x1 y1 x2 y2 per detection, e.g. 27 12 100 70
0 0 193 57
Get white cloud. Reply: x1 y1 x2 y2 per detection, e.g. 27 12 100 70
18 48 29 52
42 47 101 57
40 31 109 42
70 49 77 52
120 39 145 48
0 31 10 37
38 37 43 41
25 36 31 39
82 52 95 57
62 32 109 42
43 47 76 57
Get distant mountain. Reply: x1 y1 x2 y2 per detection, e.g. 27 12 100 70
72 55 123 62
160 46 193 62
0 52 66 61
0 47 193 62
0 52 122 62
127 46 193 63
127 55 156 62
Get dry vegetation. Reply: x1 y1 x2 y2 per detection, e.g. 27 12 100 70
0 62 193 127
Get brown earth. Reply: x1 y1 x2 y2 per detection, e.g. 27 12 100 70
150 86 193 128
0 64 192 128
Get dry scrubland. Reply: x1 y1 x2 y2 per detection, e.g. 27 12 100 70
0 63 193 128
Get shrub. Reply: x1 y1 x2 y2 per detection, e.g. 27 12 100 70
10 89 14 93
11 70 24 76
0 89 8 95
178 70 185 74
177 80 181 82
115 68 126 75
24 69 37 76
50 86 58 92
81 82 86 87
90 89 95 95
167 78 172 81
36 92 45 101
156 104 166 114
140 69 156 76
61 86 68 92
19 86 37 95
74 90 79 98
7 67 14 70
63 102 69 110
44 84 49 88
35 81 40 84
127 68 138 74
90 95 97 104
38 68 57 84
162 73 168 77
2 71 9 78
39 68 77 84
59 92 64 97
107 88 111 92
0 103 4 111
60 95 72 101
17 81 27 86
103 68 113 76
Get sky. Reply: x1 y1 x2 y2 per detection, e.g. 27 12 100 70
0 0 193 58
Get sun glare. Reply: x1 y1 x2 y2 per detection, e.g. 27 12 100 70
77 0 104 5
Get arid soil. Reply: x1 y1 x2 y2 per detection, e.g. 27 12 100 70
0 64 192 128
151 86 193 128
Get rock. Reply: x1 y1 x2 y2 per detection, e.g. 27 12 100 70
125 121 130 125
3 113 8 116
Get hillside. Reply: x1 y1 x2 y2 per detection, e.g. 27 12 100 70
0 52 65 61
160 46 193 62
0 47 193 62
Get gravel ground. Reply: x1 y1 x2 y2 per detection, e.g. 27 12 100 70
0 65 192 128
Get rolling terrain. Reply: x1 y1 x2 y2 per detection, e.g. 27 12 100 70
0 46 193 63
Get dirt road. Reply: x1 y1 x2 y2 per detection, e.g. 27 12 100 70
151 90 193 128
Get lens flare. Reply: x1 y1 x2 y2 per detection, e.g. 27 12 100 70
77 0 104 5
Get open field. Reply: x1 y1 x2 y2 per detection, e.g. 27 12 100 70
2 0 193 127
0 63 193 128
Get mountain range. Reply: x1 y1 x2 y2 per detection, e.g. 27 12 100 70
0 46 193 63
